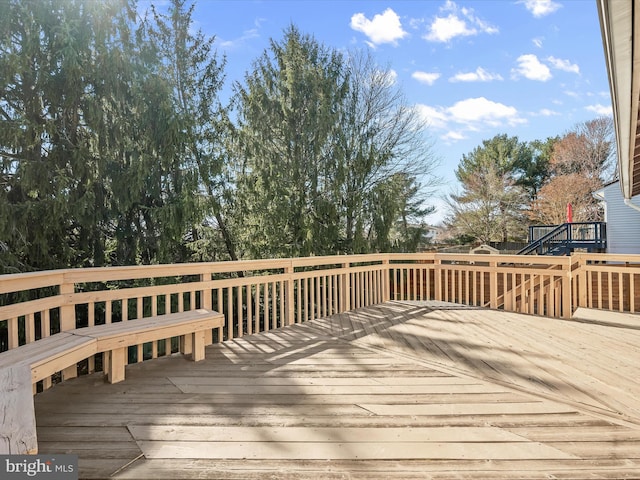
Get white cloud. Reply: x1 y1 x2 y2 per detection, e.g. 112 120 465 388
424 0 497 43
449 67 503 82
442 131 466 141
350 8 407 46
425 14 474 42
219 28 260 49
511 54 552 81
415 97 525 141
521 0 561 18
448 97 523 126
547 56 580 74
415 104 449 129
536 108 560 116
412 71 441 85
586 104 613 116
532 37 543 48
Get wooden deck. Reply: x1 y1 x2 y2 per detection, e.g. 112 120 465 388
35 301 640 479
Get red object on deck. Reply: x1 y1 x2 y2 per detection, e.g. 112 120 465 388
567 203 573 223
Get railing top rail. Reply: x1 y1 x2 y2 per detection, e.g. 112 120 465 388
530 221 606 228
0 254 397 294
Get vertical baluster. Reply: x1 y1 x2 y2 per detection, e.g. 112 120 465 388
314 277 320 320
227 287 234 339
618 272 624 311
372 270 378 305
88 302 95 327
279 281 285 327
247 285 253 335
310 276 315 319
134 298 142 361
271 281 277 328
297 279 302 323
87 302 96 373
254 284 261 333
304 278 310 323
597 272 603 309
631 273 636 312
330 275 336 314
237 285 243 337
322 275 326 316
25 313 35 344
8 317 18 349
264 283 270 331
190 290 196 311
410 268 415 301
178 292 185 313
40 310 53 389
164 295 171 353
365 271 370 306
349 272 358 310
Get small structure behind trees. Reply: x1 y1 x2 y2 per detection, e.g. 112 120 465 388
444 117 616 247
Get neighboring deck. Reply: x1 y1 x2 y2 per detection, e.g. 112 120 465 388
35 301 640 479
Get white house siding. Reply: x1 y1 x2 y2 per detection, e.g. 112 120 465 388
595 181 640 254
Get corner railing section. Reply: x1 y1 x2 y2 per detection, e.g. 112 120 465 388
2 252 640 392
0 255 391 391
572 253 640 312
389 254 572 318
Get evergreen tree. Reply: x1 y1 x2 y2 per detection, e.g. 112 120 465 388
234 25 349 258
150 0 235 262
447 134 529 243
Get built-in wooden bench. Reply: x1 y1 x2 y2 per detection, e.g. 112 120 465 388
0 308 224 454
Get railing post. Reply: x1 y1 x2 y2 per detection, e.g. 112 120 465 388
434 257 442 301
489 259 498 309
341 262 351 312
285 263 295 326
59 277 78 380
200 272 213 345
382 258 390 302
562 259 572 319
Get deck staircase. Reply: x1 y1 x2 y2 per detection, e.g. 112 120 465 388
518 222 607 256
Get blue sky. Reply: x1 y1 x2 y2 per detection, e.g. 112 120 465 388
176 0 612 224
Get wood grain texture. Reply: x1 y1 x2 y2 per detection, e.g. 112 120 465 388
34 301 640 479
0 364 38 454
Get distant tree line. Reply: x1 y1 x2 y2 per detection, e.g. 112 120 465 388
0 0 438 273
444 117 615 244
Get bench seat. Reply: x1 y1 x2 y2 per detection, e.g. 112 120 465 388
0 308 224 454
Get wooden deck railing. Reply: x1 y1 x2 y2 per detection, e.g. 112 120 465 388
2 252 640 392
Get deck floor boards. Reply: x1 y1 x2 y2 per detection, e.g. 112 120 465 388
35 301 640 479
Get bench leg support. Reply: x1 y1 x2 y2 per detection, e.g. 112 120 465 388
191 331 205 362
180 334 193 357
106 347 126 384
62 364 77 382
